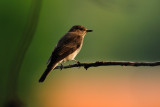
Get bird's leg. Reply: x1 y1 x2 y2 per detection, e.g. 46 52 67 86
60 61 64 70
60 63 63 70
73 59 81 68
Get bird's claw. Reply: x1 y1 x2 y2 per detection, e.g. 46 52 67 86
60 64 63 70
76 61 81 65
76 61 81 68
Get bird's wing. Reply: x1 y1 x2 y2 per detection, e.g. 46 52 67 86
47 32 82 64
46 55 52 64
46 44 57 64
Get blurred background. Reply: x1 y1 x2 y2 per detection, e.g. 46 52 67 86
0 0 160 107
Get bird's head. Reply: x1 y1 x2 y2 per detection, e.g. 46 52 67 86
68 25 93 35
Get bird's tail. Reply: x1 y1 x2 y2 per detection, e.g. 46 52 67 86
39 62 58 82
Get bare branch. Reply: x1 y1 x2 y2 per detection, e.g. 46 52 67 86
54 61 160 70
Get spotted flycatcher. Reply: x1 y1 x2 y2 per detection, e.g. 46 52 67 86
39 25 93 82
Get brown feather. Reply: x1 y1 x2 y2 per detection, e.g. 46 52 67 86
39 32 82 82
49 32 82 63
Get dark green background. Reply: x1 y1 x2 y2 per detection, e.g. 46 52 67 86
1 0 160 107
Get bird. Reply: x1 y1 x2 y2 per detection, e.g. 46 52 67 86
39 25 93 82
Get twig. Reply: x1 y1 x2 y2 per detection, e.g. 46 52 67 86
55 61 160 70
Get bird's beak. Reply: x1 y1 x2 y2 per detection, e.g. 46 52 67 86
86 30 93 32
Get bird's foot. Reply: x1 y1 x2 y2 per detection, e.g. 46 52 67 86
60 63 63 70
77 61 81 65
73 59 81 67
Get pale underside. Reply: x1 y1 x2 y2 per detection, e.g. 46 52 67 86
59 41 83 63
46 40 83 65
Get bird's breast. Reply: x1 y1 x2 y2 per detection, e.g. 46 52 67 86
63 41 83 61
